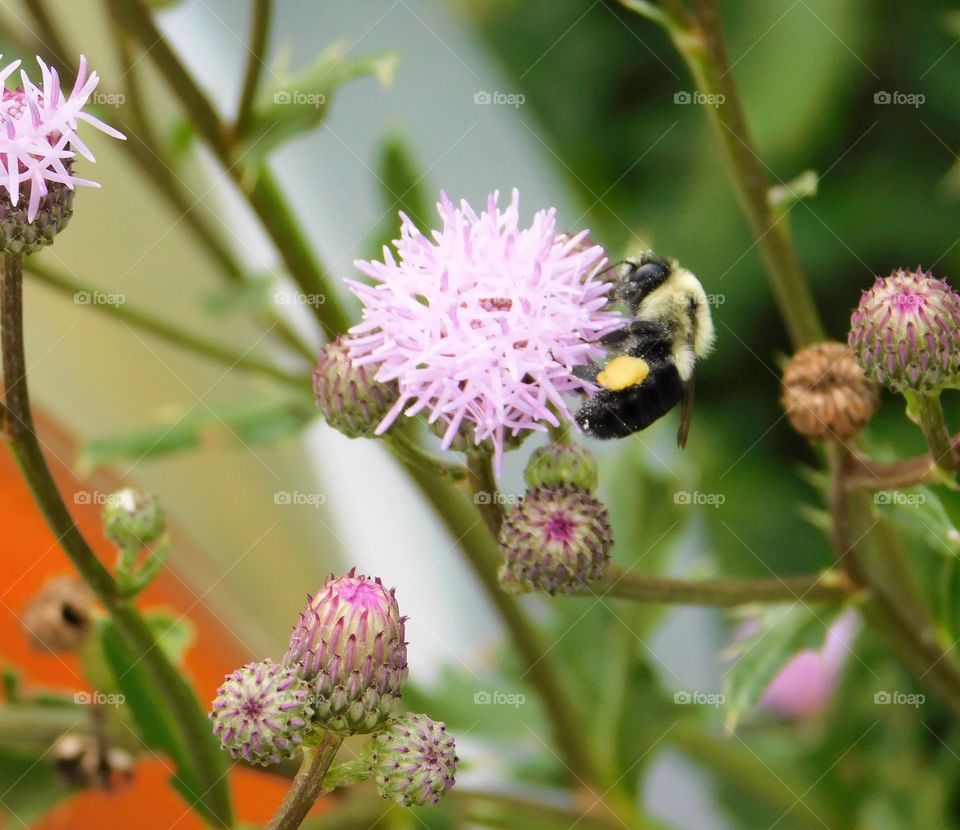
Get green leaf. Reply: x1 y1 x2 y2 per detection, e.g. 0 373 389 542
79 394 315 469
875 486 960 557
0 750 75 824
145 610 195 668
241 43 397 166
722 603 844 732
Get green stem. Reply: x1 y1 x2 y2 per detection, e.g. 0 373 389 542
916 391 956 474
384 430 467 481
26 260 308 387
631 0 824 348
234 0 273 138
467 451 505 537
845 437 960 491
266 733 343 830
585 566 852 606
0 253 232 827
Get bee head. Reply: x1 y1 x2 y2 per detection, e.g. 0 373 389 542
615 254 672 313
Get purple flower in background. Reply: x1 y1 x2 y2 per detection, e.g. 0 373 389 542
760 611 860 720
0 55 125 222
345 189 621 469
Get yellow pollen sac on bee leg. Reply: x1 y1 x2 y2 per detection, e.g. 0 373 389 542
596 356 650 391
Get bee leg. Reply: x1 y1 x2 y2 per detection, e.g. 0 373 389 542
573 363 601 383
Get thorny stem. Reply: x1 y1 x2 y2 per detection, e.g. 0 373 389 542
585 566 853 606
26 260 309 388
0 254 232 825
266 733 343 830
627 0 825 348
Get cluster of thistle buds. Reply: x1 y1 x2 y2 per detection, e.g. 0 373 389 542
209 570 457 807
497 442 613 595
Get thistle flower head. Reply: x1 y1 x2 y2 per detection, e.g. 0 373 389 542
849 268 960 392
498 484 612 595
284 569 408 734
21 576 94 652
102 489 166 549
209 659 313 766
0 56 124 251
345 190 622 470
313 336 399 438
368 714 457 807
781 342 879 440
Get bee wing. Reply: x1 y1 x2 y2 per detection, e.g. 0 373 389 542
677 374 695 449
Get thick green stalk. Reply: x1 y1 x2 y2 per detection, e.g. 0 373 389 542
0 254 232 826
586 566 852 606
266 733 343 830
915 391 956 474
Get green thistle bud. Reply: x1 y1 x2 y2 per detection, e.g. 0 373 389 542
0 175 74 255
210 660 313 766
313 337 399 438
498 484 612 595
284 570 408 735
367 714 457 807
102 489 166 548
524 442 598 491
849 268 960 392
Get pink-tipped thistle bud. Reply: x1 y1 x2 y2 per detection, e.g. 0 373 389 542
210 659 313 766
849 268 960 392
498 484 612 595
524 442 599 492
284 570 408 734
313 337 399 438
367 714 457 807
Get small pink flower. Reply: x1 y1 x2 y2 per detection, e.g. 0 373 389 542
760 611 859 720
0 55 124 221
345 189 621 469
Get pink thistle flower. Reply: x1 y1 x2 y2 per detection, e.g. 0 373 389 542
0 55 124 224
345 189 622 469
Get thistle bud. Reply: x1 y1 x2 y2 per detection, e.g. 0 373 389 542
849 268 960 392
367 714 457 807
284 570 408 734
209 660 312 766
21 576 94 652
498 485 612 595
53 733 134 791
313 337 399 438
0 177 74 255
102 489 166 549
524 442 598 492
781 342 879 440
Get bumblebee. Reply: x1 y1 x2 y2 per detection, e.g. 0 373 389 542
575 251 715 446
